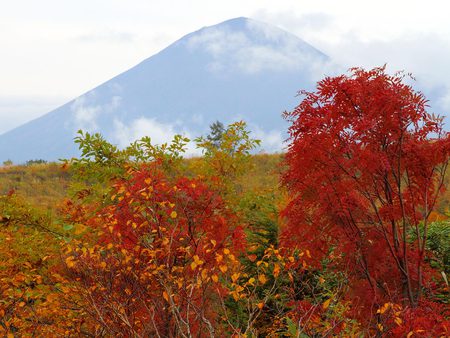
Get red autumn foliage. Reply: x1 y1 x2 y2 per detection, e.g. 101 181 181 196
64 164 245 336
391 300 450 337
281 66 450 329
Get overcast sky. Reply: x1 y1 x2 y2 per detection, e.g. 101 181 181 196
1 0 450 134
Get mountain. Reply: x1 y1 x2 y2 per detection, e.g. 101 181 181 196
0 17 334 163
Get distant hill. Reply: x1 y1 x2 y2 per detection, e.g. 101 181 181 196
0 17 334 163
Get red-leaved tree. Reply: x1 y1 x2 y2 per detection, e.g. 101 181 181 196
63 163 247 336
281 66 450 321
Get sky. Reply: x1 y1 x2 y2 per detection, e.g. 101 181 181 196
1 0 450 134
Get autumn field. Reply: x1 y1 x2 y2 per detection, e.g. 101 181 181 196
1 68 450 337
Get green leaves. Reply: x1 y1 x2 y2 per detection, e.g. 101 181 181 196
63 130 191 205
193 121 261 200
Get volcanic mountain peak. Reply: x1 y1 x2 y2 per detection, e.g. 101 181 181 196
0 17 333 163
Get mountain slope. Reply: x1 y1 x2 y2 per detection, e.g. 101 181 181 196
0 17 333 163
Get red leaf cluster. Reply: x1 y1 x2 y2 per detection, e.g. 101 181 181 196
281 66 450 325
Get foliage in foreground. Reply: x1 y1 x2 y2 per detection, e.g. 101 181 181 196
0 68 450 337
282 66 450 335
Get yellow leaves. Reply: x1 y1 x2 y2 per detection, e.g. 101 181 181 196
106 243 113 250
377 303 391 314
163 291 169 302
247 277 255 286
273 263 280 278
256 260 268 268
219 265 228 273
223 248 230 255
212 274 219 283
194 255 203 265
18 301 26 307
257 302 264 310
170 211 177 219
258 274 267 285
231 291 240 301
144 178 152 185
377 324 383 332
121 252 132 264
201 268 209 281
318 277 325 284
288 256 295 263
140 191 150 199
216 254 223 263
74 223 86 235
210 239 217 247
231 273 240 283
35 275 43 285
376 303 402 326
190 255 204 270
65 256 76 268
322 298 331 310
230 285 245 301
405 330 424 338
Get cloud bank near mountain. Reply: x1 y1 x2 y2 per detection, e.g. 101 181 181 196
0 17 332 163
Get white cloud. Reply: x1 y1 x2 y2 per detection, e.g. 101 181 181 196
107 116 284 157
254 8 450 120
306 32 450 118
70 92 122 132
2 1 450 133
187 28 247 56
111 117 203 157
70 96 100 131
112 117 176 147
186 19 331 76
250 124 285 152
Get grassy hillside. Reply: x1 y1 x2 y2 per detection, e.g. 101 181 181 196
0 153 284 210
3 154 450 220
0 163 70 210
